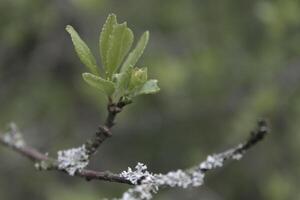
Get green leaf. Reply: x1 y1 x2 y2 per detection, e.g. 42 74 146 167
130 79 160 97
82 73 115 96
106 22 134 78
113 65 133 100
121 31 149 72
128 67 147 90
66 25 99 75
99 14 117 68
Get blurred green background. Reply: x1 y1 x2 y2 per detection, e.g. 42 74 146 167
1 0 300 199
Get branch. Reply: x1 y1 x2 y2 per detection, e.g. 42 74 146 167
84 100 129 156
0 123 132 185
0 120 269 200
0 99 131 181
117 120 269 200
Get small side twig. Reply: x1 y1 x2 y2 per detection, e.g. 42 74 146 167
85 100 130 156
200 119 269 173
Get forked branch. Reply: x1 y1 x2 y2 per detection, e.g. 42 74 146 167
0 119 269 199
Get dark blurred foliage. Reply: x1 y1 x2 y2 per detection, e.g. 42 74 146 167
1 0 300 199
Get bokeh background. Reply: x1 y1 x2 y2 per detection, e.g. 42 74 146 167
1 0 300 199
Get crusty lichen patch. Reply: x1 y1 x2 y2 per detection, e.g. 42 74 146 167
57 145 89 176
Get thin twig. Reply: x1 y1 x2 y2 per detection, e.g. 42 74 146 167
0 132 132 185
199 119 269 173
117 120 269 200
84 100 129 156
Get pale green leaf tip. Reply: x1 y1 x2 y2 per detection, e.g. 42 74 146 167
153 80 160 91
65 25 74 33
82 72 90 80
152 80 160 92
108 13 117 18
142 80 160 94
82 73 98 82
105 14 117 24
141 31 149 40
144 31 150 44
119 22 127 27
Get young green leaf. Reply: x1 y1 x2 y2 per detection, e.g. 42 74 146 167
106 23 134 78
113 65 133 100
128 67 147 90
130 79 160 97
82 73 115 96
99 14 117 68
66 25 99 75
121 31 149 73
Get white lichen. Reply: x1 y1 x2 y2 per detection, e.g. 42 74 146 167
232 144 244 160
120 162 154 185
116 148 244 200
200 154 224 170
3 123 25 148
117 162 205 200
57 145 89 176
190 170 205 186
119 184 158 200
156 170 193 188
232 153 243 160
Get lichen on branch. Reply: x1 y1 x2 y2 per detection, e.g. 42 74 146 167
57 145 89 176
116 120 268 200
